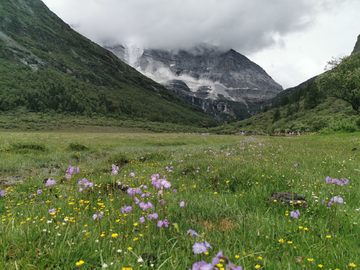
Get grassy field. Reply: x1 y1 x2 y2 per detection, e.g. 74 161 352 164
1 131 360 269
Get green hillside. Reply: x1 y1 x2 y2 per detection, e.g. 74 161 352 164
211 52 360 135
0 0 218 128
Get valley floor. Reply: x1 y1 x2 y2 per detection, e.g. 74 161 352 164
1 131 359 269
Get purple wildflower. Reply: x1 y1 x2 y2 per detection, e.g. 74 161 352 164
149 213 158 220
121 206 132 213
192 242 207 254
139 202 153 211
93 213 103 220
204 241 212 249
157 220 163 228
211 250 223 265
111 164 119 176
79 188 83 192
290 209 300 218
29 194 34 198
48 208 56 215
325 176 333 184
180 201 185 207
45 178 56 187
187 229 200 237
75 167 80 174
139 202 146 210
37 189 42 195
66 166 74 175
147 202 154 209
191 261 211 270
139 217 145 223
173 189 177 193
294 163 298 167
151 174 159 182
162 180 171 189
83 179 93 188
330 196 344 204
0 189 5 197
127 188 136 196
339 178 349 185
226 262 243 270
153 181 162 189
130 172 135 177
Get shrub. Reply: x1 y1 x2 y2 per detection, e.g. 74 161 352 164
67 142 89 151
329 120 356 132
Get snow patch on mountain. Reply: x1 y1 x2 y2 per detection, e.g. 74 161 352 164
104 42 283 120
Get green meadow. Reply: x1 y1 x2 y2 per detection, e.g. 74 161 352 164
0 131 359 269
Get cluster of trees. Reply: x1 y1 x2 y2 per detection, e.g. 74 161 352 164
268 52 360 127
270 81 324 123
316 53 360 116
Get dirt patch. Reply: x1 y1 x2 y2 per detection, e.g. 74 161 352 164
219 217 237 231
197 217 237 232
0 175 24 187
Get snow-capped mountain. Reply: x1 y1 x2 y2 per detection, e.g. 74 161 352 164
104 43 283 120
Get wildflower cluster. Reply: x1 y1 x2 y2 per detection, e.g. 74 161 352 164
65 165 80 179
111 164 119 175
322 176 348 207
190 251 242 270
325 176 349 185
187 229 213 254
290 209 300 219
78 178 93 192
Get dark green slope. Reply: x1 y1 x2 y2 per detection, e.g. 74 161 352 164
0 0 218 127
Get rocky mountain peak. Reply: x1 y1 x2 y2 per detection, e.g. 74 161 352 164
105 43 283 120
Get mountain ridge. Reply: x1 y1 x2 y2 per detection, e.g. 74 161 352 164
105 43 283 120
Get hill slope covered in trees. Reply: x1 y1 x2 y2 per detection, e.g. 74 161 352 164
0 0 218 128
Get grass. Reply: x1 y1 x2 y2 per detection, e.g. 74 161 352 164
1 131 360 269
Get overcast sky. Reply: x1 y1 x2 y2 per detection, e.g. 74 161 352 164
42 0 360 89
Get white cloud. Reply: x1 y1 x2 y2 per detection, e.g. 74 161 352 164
42 0 360 88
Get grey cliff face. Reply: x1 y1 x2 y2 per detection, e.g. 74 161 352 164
105 43 283 120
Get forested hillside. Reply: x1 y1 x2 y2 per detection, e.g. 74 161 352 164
0 0 218 128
